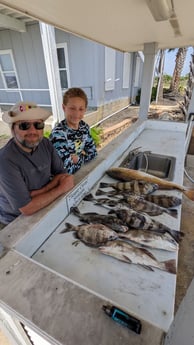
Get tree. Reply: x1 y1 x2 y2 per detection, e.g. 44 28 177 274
155 49 165 103
169 47 188 93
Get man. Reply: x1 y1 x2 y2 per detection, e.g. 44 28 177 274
0 101 74 229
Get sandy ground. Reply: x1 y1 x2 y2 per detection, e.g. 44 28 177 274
0 100 194 343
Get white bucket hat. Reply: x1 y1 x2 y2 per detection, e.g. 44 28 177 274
2 102 51 124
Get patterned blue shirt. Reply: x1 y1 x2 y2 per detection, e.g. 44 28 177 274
50 119 97 174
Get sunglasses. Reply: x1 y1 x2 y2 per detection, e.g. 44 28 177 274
17 121 45 131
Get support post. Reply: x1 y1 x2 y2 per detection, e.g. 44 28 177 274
139 42 158 120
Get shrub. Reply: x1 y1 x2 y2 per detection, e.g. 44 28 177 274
90 126 103 146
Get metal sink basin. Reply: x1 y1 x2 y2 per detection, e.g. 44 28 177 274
121 152 176 180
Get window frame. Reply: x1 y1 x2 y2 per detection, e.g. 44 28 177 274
0 49 20 89
56 43 70 90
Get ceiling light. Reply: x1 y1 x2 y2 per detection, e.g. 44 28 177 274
145 0 173 22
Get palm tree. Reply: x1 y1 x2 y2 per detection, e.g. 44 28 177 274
155 49 165 103
169 47 188 93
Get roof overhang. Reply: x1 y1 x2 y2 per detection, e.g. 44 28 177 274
0 0 194 52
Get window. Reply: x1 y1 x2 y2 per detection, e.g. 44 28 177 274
134 56 141 87
105 47 116 91
0 50 19 89
123 53 131 88
56 43 70 89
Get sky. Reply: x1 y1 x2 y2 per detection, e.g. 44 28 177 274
163 46 193 76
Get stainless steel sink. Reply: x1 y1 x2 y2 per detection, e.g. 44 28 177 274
121 152 176 180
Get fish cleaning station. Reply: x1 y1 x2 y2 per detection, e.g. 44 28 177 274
1 1 194 345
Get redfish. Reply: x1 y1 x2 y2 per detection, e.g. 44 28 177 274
106 167 194 201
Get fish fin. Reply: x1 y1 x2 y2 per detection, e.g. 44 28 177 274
140 248 158 260
166 208 178 218
140 264 154 272
99 182 110 188
83 193 94 201
72 239 80 246
183 189 194 201
60 222 74 234
70 206 80 215
163 259 177 274
107 210 113 214
123 255 132 263
96 189 106 196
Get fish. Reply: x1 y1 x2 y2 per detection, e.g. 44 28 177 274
144 194 182 208
122 194 178 218
106 167 194 201
70 207 129 233
84 192 177 218
108 208 183 243
83 193 129 210
99 240 176 274
99 180 159 195
96 190 181 210
119 229 178 251
60 222 118 246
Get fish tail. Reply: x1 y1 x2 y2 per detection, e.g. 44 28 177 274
166 208 178 218
70 206 80 216
183 189 194 201
167 229 184 243
163 259 177 274
83 193 94 201
60 222 74 233
99 182 110 188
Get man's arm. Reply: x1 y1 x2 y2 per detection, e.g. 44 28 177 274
19 174 74 215
30 174 69 197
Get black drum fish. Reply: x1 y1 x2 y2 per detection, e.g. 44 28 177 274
108 208 183 243
61 222 118 246
70 207 129 233
144 194 182 208
99 180 159 195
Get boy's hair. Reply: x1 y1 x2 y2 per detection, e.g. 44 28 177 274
63 88 88 108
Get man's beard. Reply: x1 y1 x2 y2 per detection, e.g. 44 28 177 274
16 135 42 149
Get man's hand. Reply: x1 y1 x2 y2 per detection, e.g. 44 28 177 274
71 154 79 164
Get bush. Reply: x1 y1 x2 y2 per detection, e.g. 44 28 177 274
135 86 157 105
44 130 51 138
90 126 103 146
